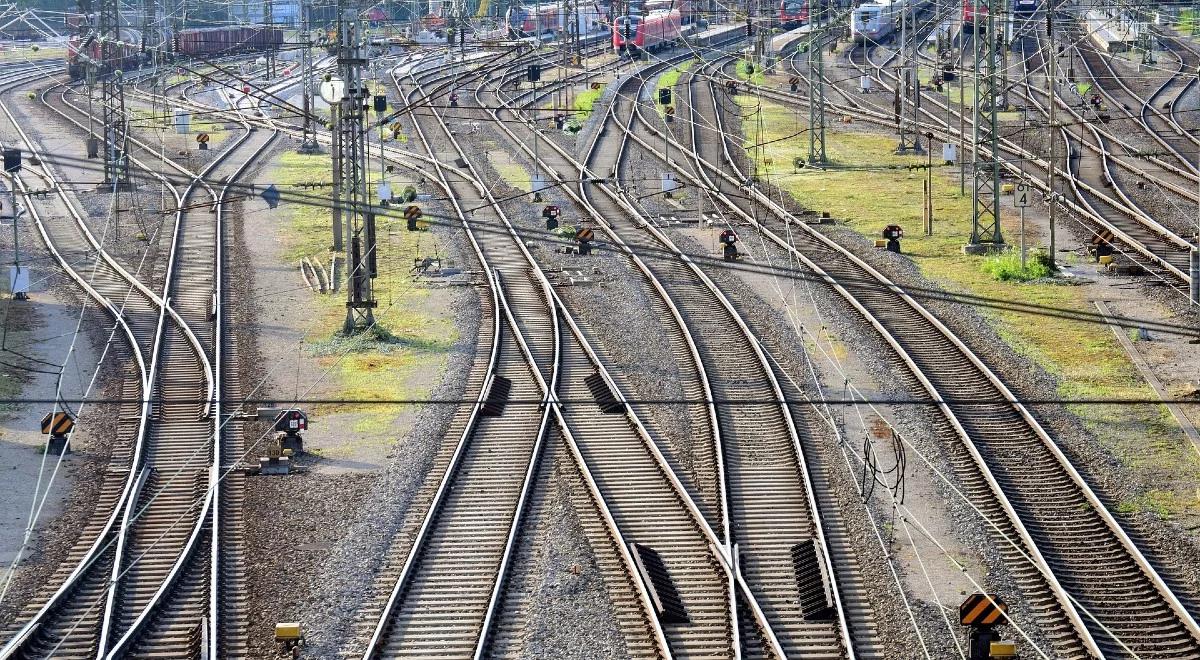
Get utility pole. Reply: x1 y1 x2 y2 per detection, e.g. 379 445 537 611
807 0 826 165
140 0 154 54
1194 64 1200 305
264 0 276 79
335 2 376 333
1047 1 1057 266
896 0 922 154
299 2 319 152
98 0 129 187
968 0 1003 249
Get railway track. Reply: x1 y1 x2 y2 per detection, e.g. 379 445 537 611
476 47 867 657
1 66 276 658
760 12 1198 293
355 51 736 658
629 36 1200 656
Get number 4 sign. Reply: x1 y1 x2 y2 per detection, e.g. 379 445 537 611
1014 183 1031 208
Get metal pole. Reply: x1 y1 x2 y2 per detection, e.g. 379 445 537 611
959 14 966 194
927 132 933 234
10 185 22 300
1020 203 1027 270
1047 1 1057 266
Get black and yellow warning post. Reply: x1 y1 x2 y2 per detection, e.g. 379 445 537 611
959 593 1018 659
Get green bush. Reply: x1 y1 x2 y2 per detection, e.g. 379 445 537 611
981 249 1052 282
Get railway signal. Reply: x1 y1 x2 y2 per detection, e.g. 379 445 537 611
542 205 560 230
882 225 903 254
196 132 210 150
719 229 739 261
657 87 671 105
4 147 26 300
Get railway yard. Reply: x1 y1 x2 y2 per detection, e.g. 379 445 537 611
1 0 1200 657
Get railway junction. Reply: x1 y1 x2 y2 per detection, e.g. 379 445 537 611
0 0 1199 658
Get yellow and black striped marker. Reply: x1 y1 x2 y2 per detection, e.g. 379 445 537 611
959 593 1007 627
41 411 75 436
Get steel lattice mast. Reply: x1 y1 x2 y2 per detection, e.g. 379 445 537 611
264 0 276 78
99 0 129 186
969 0 1003 247
807 0 825 165
336 2 376 332
896 0 922 153
299 1 319 151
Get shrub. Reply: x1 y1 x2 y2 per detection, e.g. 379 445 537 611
981 249 1052 282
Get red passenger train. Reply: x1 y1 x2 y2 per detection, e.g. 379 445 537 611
962 0 989 29
612 9 683 56
780 0 809 26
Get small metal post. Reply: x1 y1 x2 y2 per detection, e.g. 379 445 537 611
10 185 22 300
1020 204 1027 270
1191 248 1198 305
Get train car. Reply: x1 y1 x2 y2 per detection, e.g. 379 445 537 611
780 0 809 26
851 0 899 41
613 8 682 56
506 3 566 37
66 27 141 80
643 0 694 25
1011 0 1036 16
962 0 988 29
174 25 284 57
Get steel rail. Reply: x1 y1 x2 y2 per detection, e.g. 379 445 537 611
761 24 1197 288
481 51 853 658
44 74 258 657
0 67 152 658
360 56 557 659
683 49 1200 656
389 51 677 657
400 49 767 656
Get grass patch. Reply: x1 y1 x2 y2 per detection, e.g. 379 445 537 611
573 87 602 119
743 98 1200 519
129 107 225 138
654 58 696 116
273 152 458 431
735 59 766 85
981 249 1053 282
485 146 532 192
0 45 64 62
1179 8 1200 35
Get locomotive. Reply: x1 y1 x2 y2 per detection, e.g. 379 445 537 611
505 2 608 38
850 0 930 42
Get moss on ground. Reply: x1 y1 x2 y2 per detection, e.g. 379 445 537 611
573 87 603 119
743 98 1200 519
654 59 696 117
274 152 457 435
